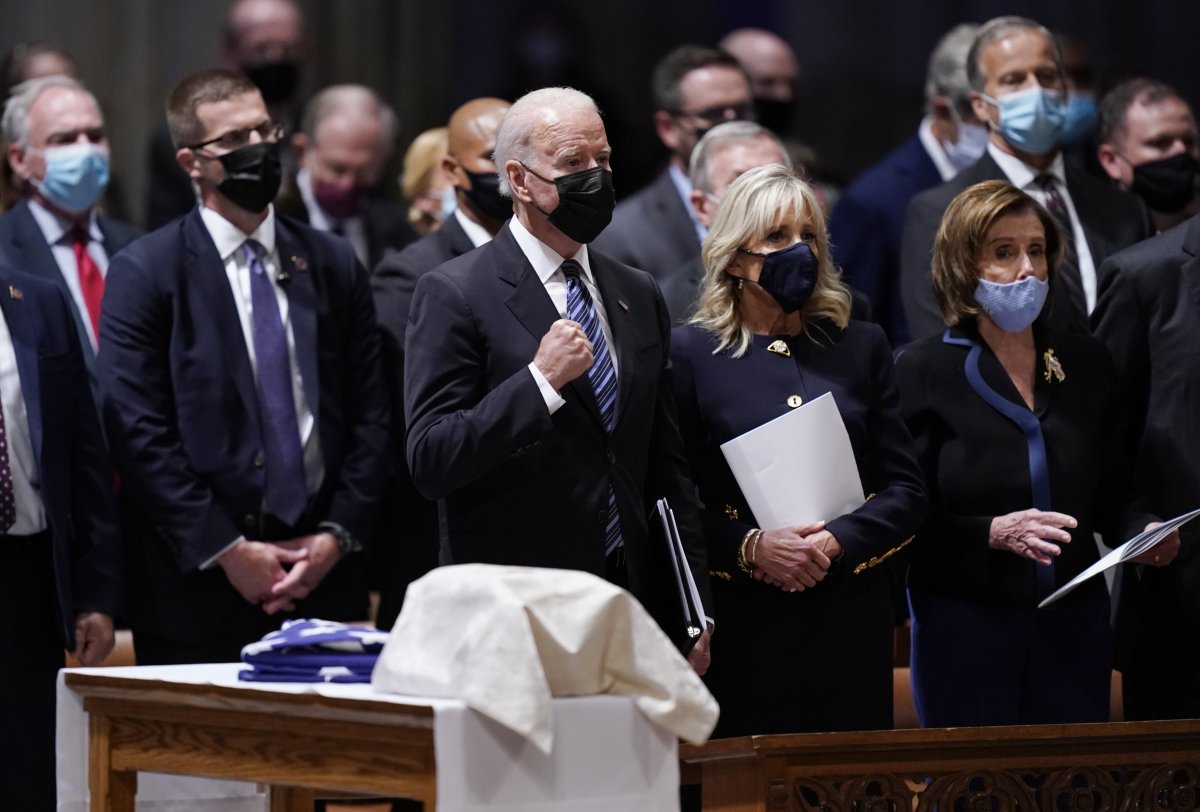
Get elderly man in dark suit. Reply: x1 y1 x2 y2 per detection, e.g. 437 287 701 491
900 16 1152 341
0 75 141 361
404 86 711 669
0 267 120 808
829 24 980 347
369 95 510 629
592 45 752 285
1092 211 1200 721
97 68 388 665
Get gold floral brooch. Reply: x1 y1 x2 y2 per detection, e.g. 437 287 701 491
1043 348 1065 383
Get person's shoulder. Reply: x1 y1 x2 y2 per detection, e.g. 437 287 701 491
612 170 673 215
374 228 451 279
1106 216 1192 273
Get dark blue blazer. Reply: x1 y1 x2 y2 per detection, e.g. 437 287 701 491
96 209 389 640
403 224 711 645
829 133 941 347
0 198 142 365
0 267 120 649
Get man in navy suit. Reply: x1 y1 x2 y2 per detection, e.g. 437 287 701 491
97 68 388 664
0 75 141 361
0 268 120 808
829 24 980 347
404 87 711 669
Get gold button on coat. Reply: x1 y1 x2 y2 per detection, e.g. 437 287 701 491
787 394 803 408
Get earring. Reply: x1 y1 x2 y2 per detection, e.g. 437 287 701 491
736 279 743 291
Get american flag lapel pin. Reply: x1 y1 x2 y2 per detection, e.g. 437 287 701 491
618 298 629 311
291 255 308 271
8 285 22 300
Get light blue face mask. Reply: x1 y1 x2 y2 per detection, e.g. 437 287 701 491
944 121 989 171
974 275 1049 332
981 85 1067 156
33 143 109 213
1059 93 1098 145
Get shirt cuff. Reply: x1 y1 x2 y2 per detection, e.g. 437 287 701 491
528 362 566 415
200 536 246 571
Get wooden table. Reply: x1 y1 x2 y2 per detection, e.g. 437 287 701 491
65 670 437 812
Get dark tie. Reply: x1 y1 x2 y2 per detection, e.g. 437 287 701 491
561 259 623 555
1034 174 1087 329
0 401 15 532
243 241 308 526
72 226 104 345
1034 174 1072 237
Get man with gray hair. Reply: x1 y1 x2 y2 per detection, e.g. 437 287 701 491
661 119 790 321
276 83 415 269
829 24 981 346
404 86 711 670
900 15 1152 340
0 75 141 362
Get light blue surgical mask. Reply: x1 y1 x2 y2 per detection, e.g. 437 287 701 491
974 275 1049 332
32 143 109 213
944 121 989 171
1059 93 1098 145
981 86 1067 156
439 185 458 219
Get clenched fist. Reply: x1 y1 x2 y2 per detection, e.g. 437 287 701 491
534 319 594 390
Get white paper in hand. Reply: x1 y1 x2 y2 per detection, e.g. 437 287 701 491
719 392 865 529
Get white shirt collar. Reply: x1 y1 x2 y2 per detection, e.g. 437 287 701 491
917 116 958 182
296 167 335 230
453 206 494 248
199 203 277 262
667 162 706 241
508 215 593 286
986 142 1066 189
26 198 102 245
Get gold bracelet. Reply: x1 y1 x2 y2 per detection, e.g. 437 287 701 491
737 529 758 574
748 529 762 566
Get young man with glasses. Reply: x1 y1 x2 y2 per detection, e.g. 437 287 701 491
96 68 389 665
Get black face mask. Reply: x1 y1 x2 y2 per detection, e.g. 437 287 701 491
462 168 512 221
216 141 282 213
728 241 818 313
1130 152 1200 214
525 165 615 244
243 61 301 105
755 97 796 136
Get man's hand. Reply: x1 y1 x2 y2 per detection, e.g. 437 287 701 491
218 539 309 612
1130 522 1182 567
533 319 594 390
263 532 341 614
687 627 712 676
752 522 831 591
72 612 115 666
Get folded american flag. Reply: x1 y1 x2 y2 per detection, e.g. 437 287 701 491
239 618 390 683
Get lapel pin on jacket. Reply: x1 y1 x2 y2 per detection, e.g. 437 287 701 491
8 285 22 300
291 255 308 272
618 298 629 311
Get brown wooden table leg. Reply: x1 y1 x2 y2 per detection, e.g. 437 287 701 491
701 757 767 812
269 785 316 811
88 714 137 812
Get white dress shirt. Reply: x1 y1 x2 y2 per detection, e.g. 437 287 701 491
0 302 46 535
296 168 369 268
26 199 109 350
454 206 494 249
508 217 619 415
987 143 1099 312
917 116 959 182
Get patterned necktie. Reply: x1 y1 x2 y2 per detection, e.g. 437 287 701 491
72 225 104 346
1034 174 1072 240
242 241 308 526
0 400 15 532
561 259 623 554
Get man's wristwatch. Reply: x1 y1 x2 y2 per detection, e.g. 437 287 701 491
319 522 363 558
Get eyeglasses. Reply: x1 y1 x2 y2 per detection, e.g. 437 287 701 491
187 121 284 152
672 102 757 125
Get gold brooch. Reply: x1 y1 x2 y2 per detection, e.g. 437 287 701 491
767 339 791 357
1043 348 1065 383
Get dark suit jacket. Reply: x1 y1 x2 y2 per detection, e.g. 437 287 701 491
0 198 142 365
900 151 1153 341
592 169 700 284
96 209 390 644
1092 214 1200 716
830 133 942 346
369 213 481 628
404 224 711 644
276 181 418 271
0 267 121 649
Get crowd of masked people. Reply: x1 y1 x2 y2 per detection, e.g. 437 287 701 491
5 0 1200 806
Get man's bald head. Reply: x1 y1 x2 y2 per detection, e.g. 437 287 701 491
223 0 306 94
719 28 799 103
447 97 510 162
446 97 512 230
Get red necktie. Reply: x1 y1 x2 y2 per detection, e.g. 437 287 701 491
72 226 103 342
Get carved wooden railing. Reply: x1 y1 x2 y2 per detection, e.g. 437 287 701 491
680 720 1200 812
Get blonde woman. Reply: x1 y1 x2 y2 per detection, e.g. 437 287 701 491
670 164 926 736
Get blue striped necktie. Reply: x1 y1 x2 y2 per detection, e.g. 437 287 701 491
561 259 623 555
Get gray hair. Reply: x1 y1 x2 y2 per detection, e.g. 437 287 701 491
925 23 980 117
2 74 99 144
966 16 1062 93
494 86 600 197
301 83 397 144
688 120 790 193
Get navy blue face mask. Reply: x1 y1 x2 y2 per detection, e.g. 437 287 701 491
728 241 818 313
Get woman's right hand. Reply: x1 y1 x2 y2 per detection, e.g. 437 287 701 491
988 509 1077 565
753 522 832 592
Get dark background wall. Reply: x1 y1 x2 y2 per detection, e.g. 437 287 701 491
1 0 1195 229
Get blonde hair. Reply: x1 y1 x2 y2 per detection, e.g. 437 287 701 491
690 164 852 356
401 126 449 234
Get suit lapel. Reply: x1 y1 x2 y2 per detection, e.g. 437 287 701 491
275 222 320 422
1180 217 1200 317
0 281 42 467
182 211 261 435
591 254 636 425
650 172 701 255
